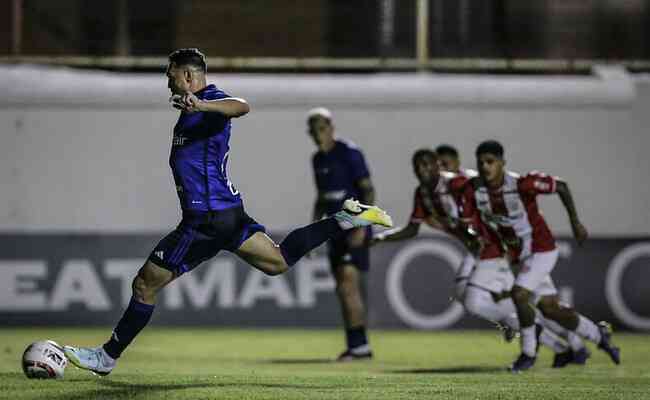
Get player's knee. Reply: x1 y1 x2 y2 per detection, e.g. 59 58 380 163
265 263 288 276
261 258 289 276
511 286 531 305
537 297 561 318
132 274 153 301
131 263 171 300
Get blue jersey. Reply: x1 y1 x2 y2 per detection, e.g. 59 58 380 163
312 139 370 215
170 84 241 211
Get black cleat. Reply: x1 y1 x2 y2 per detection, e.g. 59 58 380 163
552 347 591 368
572 347 591 365
336 349 373 362
597 321 621 365
509 353 536 373
552 350 574 368
497 323 518 343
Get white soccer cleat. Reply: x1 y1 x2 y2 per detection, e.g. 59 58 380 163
335 198 393 228
63 345 116 376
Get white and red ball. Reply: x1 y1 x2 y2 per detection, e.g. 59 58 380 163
22 340 68 379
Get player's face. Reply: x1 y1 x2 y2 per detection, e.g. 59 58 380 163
477 153 504 183
166 63 191 95
438 154 460 172
308 117 334 151
414 156 439 184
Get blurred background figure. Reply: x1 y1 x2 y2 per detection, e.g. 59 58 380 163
307 107 377 361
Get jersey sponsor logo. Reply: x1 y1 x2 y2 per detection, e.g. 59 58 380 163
191 200 203 205
172 136 188 146
316 168 330 175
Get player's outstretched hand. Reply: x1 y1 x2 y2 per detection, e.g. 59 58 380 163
571 220 588 246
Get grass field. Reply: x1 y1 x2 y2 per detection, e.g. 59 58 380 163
1 328 648 399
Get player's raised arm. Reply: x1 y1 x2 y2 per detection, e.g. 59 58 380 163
372 187 424 245
555 179 589 246
174 93 250 117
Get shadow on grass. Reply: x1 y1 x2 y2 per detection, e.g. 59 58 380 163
388 366 505 374
0 372 24 379
45 380 214 400
263 358 334 365
44 377 335 399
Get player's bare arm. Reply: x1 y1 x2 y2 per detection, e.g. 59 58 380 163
555 179 588 245
173 93 250 117
371 221 420 245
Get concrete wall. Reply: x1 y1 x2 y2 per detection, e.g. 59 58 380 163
1 65 648 236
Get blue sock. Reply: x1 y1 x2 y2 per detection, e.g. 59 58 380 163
346 327 368 349
279 218 342 266
103 297 155 359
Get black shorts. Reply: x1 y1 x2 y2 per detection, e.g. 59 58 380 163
148 206 265 276
327 226 371 271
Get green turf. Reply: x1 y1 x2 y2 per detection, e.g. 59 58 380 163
1 328 648 399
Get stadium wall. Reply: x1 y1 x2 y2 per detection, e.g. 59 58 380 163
0 65 648 236
1 66 648 330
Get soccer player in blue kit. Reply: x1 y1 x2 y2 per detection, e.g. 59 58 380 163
307 107 376 361
63 48 392 375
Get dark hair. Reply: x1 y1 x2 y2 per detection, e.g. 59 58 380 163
435 144 459 158
475 140 504 159
168 48 207 73
412 148 437 165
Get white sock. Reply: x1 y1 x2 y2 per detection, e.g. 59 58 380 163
539 329 568 353
538 317 585 351
520 326 537 357
575 315 602 344
496 298 520 329
567 332 585 351
350 344 371 354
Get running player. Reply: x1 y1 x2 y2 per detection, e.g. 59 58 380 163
62 48 392 376
372 148 573 361
434 144 478 300
308 107 376 361
437 144 591 367
464 140 620 372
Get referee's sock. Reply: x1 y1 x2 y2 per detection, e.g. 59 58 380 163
279 218 343 266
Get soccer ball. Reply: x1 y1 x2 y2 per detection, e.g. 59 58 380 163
22 340 68 379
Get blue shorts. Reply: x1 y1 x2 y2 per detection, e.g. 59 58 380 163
327 226 371 271
148 206 265 276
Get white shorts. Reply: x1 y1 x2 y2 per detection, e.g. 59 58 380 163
468 258 514 294
515 249 559 297
454 254 476 300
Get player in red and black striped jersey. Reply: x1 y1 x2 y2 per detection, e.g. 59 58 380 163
463 140 620 372
373 147 576 361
